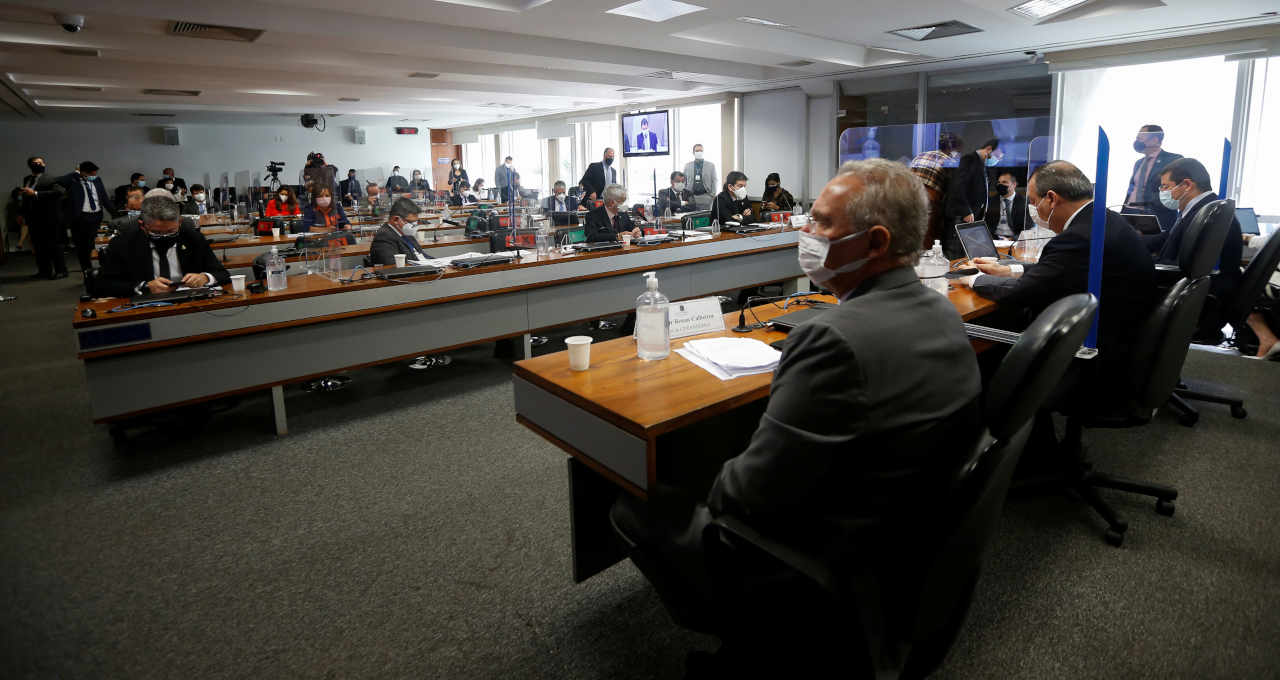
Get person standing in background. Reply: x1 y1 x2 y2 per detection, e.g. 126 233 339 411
495 157 516 203
447 159 469 190
909 132 961 250
340 169 363 207
943 137 999 258
56 161 118 273
385 166 409 194
1124 124 1182 232
15 156 67 279
578 148 617 206
682 144 718 212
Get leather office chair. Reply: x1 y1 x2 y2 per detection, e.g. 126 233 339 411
1173 225 1280 420
667 294 1099 679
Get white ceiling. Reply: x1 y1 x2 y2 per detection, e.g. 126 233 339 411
0 0 1276 128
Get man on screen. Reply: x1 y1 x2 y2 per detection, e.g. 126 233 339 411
635 117 659 152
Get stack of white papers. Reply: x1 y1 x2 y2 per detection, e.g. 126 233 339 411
675 337 781 381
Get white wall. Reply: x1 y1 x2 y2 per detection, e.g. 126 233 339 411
742 88 807 201
807 96 835 200
0 121 432 197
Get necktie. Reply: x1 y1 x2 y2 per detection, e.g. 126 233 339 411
155 240 174 279
612 214 619 232
198 202 206 215
1131 157 1154 203
84 179 97 211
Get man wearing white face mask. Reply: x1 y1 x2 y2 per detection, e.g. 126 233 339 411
369 198 433 265
682 144 718 211
656 171 693 216
180 183 219 216
712 171 752 224
611 160 983 641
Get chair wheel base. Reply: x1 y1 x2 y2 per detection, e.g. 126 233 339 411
1156 499 1176 516
1104 528 1125 547
1231 405 1247 419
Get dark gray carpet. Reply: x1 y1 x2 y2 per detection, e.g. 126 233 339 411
2 254 1278 679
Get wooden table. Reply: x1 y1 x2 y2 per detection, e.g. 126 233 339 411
512 285 997 581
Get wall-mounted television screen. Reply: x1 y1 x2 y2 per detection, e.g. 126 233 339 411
621 110 670 157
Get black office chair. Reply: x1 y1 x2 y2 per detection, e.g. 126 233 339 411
1173 224 1280 420
656 294 1099 678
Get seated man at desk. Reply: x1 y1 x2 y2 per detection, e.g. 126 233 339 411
583 184 642 243
97 192 231 297
542 181 574 213
612 159 983 635
449 181 477 207
108 186 145 231
180 184 219 216
369 197 434 265
713 171 753 224
656 171 694 216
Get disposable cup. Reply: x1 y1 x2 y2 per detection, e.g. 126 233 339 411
394 253 407 267
565 336 593 371
621 234 633 246
271 227 281 239
230 274 246 292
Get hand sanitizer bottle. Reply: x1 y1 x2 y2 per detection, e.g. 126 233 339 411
635 271 670 360
265 246 288 291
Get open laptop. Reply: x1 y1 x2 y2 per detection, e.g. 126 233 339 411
770 306 835 332
955 223 1020 264
1124 214 1162 235
1236 207 1260 235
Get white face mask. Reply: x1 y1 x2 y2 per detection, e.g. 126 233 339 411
693 151 704 161
193 193 205 202
278 194 289 202
399 220 417 236
798 229 870 286
316 197 331 207
453 162 461 169
1031 197 1055 231
673 182 686 192
732 186 748 200
1159 186 1184 211
505 162 512 168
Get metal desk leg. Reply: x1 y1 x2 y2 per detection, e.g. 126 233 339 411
522 332 533 359
271 385 288 436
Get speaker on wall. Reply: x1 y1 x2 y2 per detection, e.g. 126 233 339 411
352 127 366 145
161 126 179 146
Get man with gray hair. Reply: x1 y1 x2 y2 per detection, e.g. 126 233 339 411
584 183 642 243
610 159 983 665
96 191 230 298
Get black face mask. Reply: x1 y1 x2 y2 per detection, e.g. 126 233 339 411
997 183 1011 197
604 157 613 166
28 162 44 173
1132 140 1148 153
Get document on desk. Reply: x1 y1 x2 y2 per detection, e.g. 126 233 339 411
675 337 781 381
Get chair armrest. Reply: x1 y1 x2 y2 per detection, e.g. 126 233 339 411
963 323 1097 359
1154 263 1182 272
709 515 838 593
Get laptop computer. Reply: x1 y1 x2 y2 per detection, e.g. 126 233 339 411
770 307 832 332
723 224 772 234
1124 214 1162 235
379 265 442 279
1236 207 1260 235
573 242 623 252
955 223 1020 264
633 234 674 246
450 254 513 269
129 287 219 304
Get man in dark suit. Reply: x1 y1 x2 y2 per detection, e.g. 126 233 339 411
958 160 1157 374
943 138 999 258
114 173 145 207
634 117 659 152
985 170 1027 239
56 161 118 272
180 184 220 216
340 169 363 207
583 184 641 243
385 166 409 194
656 171 693 216
14 155 68 279
578 148 618 206
96 192 230 298
542 181 574 213
448 181 477 207
1124 124 1182 232
1146 157 1242 340
160 168 186 192
368 197 434 265
108 186 145 232
611 160 983 650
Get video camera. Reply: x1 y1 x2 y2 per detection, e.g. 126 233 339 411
266 161 286 176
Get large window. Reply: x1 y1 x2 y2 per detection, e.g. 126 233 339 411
1239 56 1280 218
499 128 544 197
462 134 497 193
675 103 722 179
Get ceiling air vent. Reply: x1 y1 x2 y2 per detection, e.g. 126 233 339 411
57 47 100 57
338 97 360 102
168 21 264 42
132 113 176 117
641 70 675 79
409 72 440 79
887 20 981 41
142 88 201 97
778 59 815 67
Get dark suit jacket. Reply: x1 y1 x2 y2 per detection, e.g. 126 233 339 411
985 191 1027 236
705 266 983 551
945 151 988 220
448 192 477 207
180 197 221 215
1126 149 1182 231
578 161 618 200
113 184 136 207
542 194 575 213
973 203 1157 366
447 168 469 189
635 130 659 152
410 178 431 192
713 191 749 224
368 224 433 265
56 172 117 220
97 224 231 297
656 187 693 216
385 174 409 193
15 174 64 224
1144 193 1243 301
339 178 363 204
583 205 633 243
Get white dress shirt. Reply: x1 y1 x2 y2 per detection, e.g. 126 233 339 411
80 176 99 213
132 240 215 293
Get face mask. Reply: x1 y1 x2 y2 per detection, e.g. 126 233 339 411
453 163 460 169
766 184 778 191
194 193 206 202
997 183 1011 197
505 162 512 168
87 175 98 181
693 151 704 161
798 230 870 285
162 184 174 191
555 190 565 196
1159 188 1181 210
399 221 417 236
1133 140 1147 153
136 180 145 187
145 228 178 246
673 182 685 192
951 151 961 159
604 157 613 166
317 197 331 207
732 186 748 200
28 162 44 173
1031 197 1055 231
984 156 999 167
393 169 400 175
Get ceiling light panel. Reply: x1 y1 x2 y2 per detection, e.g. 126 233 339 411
238 89 311 96
736 16 790 28
886 20 983 41
1008 0 1093 22
674 21 867 67
607 0 707 23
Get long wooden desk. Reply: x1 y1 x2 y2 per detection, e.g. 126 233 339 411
73 229 805 433
511 285 997 581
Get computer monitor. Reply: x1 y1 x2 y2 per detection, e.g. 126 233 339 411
1236 207 1260 235
955 223 1000 260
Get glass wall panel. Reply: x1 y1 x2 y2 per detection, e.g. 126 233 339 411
1239 56 1280 219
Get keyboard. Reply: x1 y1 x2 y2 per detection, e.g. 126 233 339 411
573 242 623 252
380 265 442 279
129 287 219 304
450 254 514 269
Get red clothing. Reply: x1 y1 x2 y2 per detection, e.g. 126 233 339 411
264 199 300 217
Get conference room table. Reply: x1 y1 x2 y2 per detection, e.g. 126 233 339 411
73 227 804 435
511 284 998 582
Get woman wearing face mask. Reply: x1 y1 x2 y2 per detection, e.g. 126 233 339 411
264 187 301 217
409 169 431 194
300 187 350 233
713 171 752 225
761 172 796 212
448 160 469 191
471 179 486 200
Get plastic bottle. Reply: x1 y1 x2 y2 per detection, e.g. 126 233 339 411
265 246 288 291
635 271 670 361
921 240 950 294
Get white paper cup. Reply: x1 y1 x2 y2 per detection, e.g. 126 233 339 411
230 274 246 291
394 253 407 267
621 234 633 246
565 336 593 371
270 227 281 239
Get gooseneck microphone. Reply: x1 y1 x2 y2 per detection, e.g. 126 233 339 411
732 293 809 333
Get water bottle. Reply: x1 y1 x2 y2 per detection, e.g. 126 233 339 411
922 240 950 294
635 271 670 361
265 246 288 291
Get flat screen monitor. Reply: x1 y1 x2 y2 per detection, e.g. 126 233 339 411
1236 207 1260 235
621 110 670 157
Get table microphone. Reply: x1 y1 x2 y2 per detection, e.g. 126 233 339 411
732 293 804 333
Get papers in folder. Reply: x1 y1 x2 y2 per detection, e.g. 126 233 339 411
675 337 781 381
